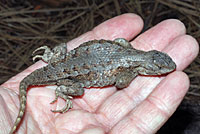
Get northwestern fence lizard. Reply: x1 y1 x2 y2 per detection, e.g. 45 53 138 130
9 38 176 133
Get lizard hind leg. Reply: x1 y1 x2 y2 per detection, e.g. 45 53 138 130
50 88 73 113
32 46 53 63
32 43 68 63
50 80 84 113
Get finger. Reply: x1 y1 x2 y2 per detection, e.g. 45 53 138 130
123 34 198 117
124 34 198 103
67 13 143 50
163 34 199 70
132 19 186 51
94 33 198 128
125 30 199 107
109 72 189 134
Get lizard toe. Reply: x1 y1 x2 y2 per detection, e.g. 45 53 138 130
32 46 53 62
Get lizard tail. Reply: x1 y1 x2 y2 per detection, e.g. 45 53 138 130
9 66 58 133
10 80 28 134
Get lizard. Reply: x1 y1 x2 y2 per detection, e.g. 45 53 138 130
9 38 176 133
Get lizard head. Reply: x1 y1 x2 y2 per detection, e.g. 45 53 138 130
137 50 176 75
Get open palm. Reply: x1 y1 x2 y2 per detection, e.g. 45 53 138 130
1 13 199 134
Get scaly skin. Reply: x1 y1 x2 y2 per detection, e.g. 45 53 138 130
10 38 176 133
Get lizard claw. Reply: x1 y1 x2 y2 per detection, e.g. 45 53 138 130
50 88 73 113
50 95 58 104
32 55 43 62
32 46 49 55
51 98 73 113
32 46 53 62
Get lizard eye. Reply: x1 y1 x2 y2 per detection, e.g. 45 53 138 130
152 52 170 68
153 59 164 68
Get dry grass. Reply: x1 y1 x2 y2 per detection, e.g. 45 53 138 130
0 0 200 132
1 0 199 98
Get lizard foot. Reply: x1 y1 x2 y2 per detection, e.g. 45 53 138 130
32 43 68 63
32 46 54 63
51 98 73 113
50 87 73 113
114 38 133 48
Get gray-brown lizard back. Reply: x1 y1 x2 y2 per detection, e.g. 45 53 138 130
10 38 176 133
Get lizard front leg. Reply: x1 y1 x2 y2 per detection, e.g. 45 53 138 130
32 43 68 63
51 79 84 113
115 71 138 89
114 38 133 49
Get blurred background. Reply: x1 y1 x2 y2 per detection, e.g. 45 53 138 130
0 0 199 133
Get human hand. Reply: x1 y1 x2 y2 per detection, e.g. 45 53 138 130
1 13 199 134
